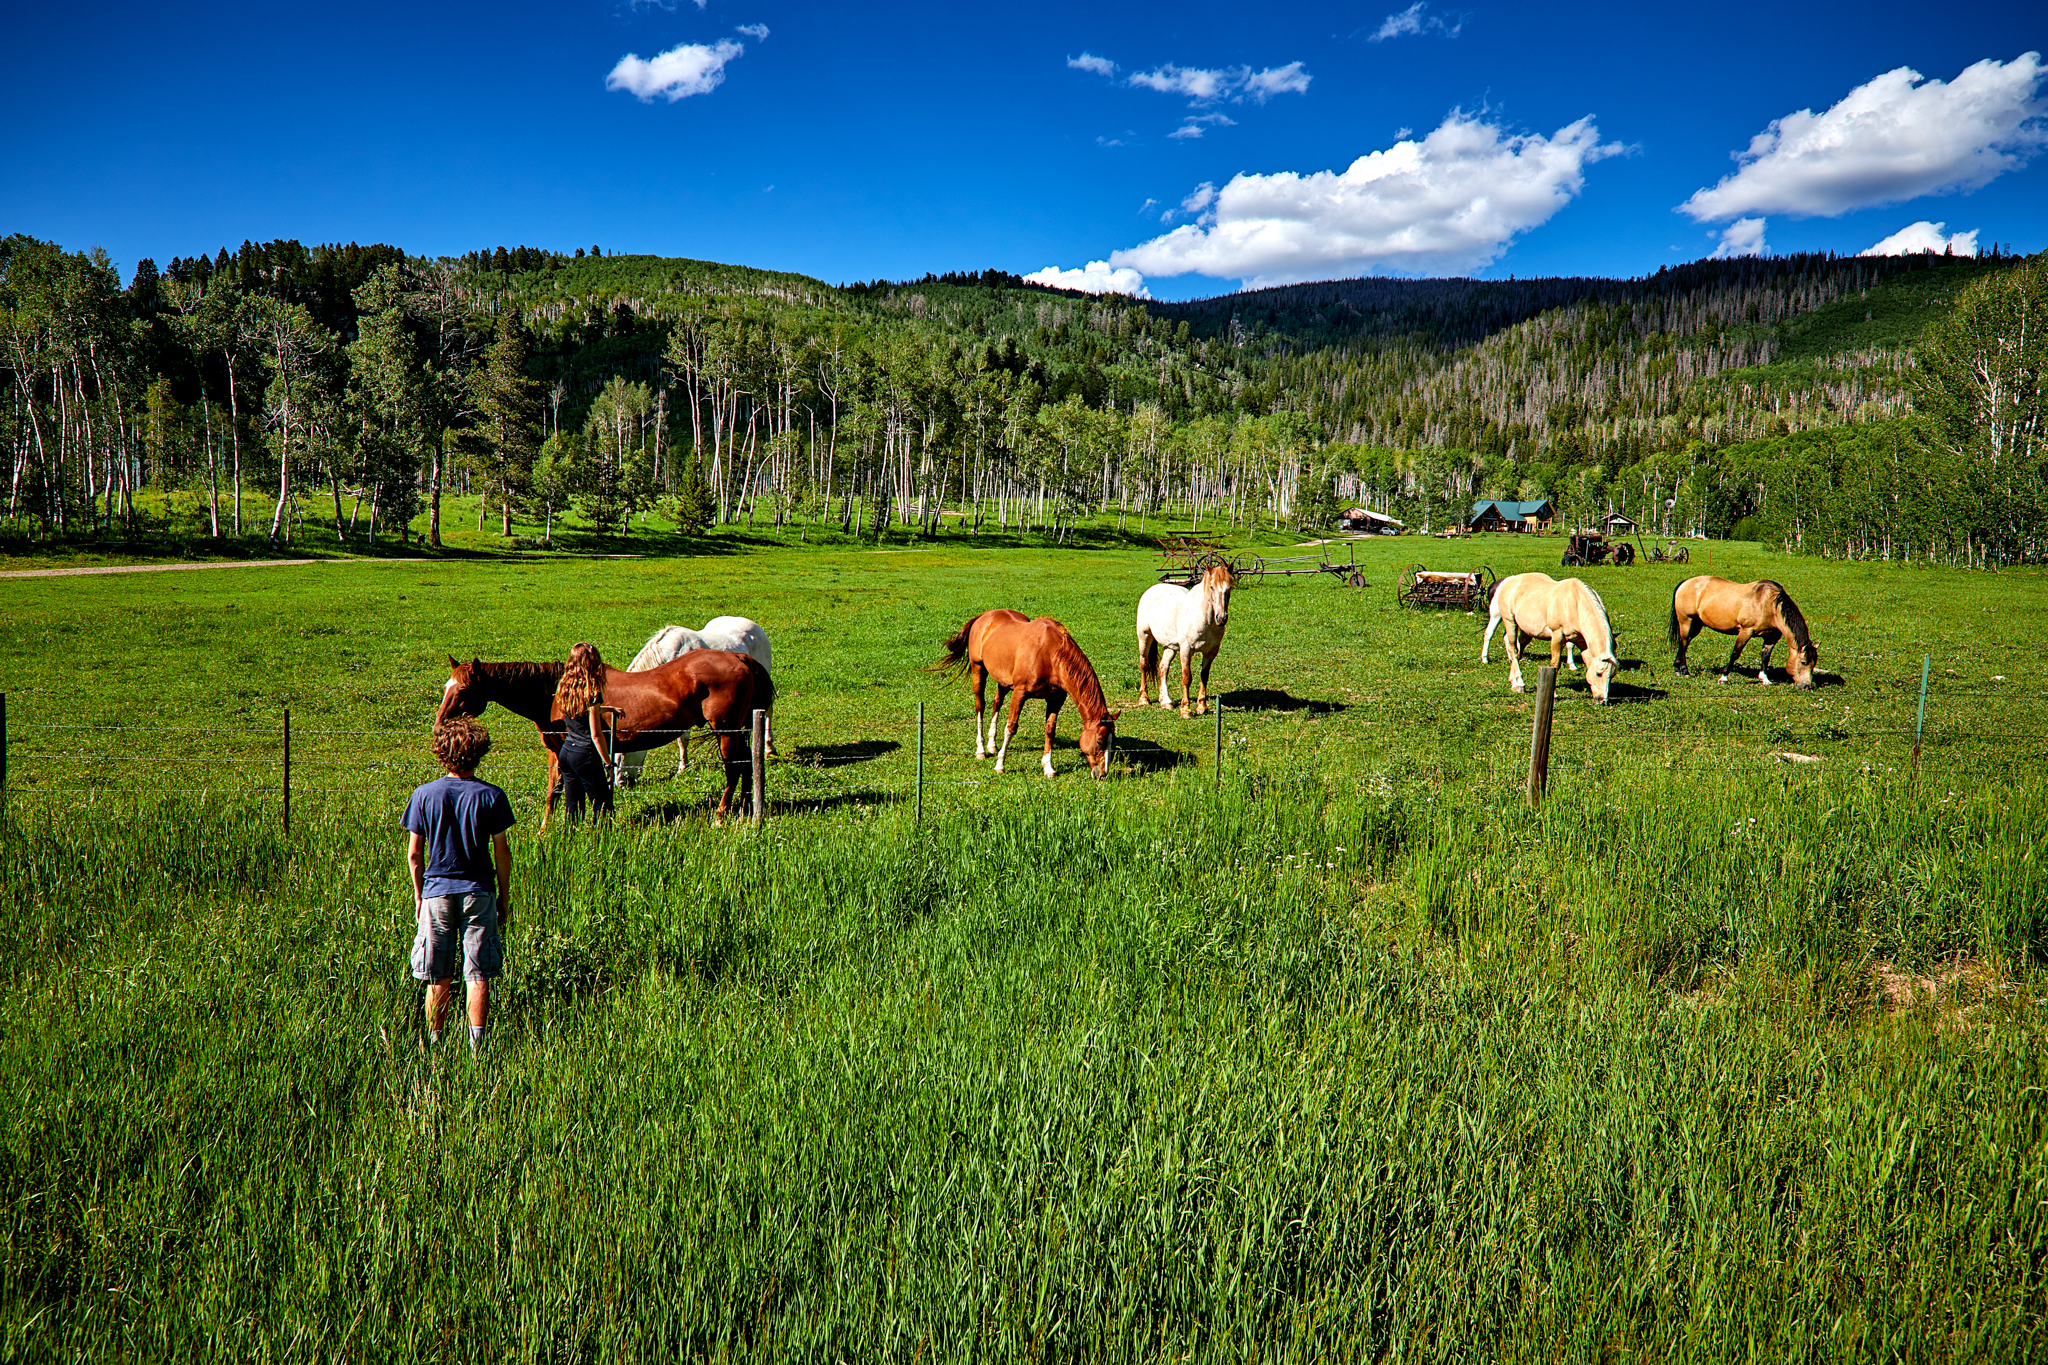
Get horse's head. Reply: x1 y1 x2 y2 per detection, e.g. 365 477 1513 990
1204 563 1234 619
1789 640 1819 688
1586 651 1618 704
437 656 488 724
1080 710 1121 778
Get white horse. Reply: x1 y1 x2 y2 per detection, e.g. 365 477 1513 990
1134 563 1234 716
619 616 775 784
1481 573 1617 703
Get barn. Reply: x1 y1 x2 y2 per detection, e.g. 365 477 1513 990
1338 507 1404 535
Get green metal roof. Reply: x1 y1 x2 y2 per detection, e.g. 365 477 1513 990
1470 498 1553 519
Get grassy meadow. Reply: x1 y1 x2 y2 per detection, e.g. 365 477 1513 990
3 519 2047 1360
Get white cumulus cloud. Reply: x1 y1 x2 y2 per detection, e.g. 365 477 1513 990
1107 111 1620 287
1124 62 1311 105
1681 53 2048 221
1242 62 1311 103
1168 113 1236 140
1129 64 1229 100
1710 218 1769 259
1022 261 1152 298
606 39 746 102
1861 220 1980 257
1068 52 1117 77
735 23 769 41
1368 2 1462 42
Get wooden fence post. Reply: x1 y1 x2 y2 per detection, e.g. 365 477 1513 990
282 707 292 833
1526 666 1557 808
916 702 925 824
1911 654 1930 777
751 709 766 827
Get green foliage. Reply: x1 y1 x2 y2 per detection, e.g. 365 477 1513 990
9 231 2048 564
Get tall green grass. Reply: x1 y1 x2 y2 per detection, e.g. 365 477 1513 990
5 753 2045 1360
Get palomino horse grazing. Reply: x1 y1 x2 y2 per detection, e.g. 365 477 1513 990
1669 576 1818 687
1481 573 1618 703
938 611 1119 777
437 652 773 822
621 616 775 783
1134 563 1234 716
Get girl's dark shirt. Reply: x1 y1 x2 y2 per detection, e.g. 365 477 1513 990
556 702 601 756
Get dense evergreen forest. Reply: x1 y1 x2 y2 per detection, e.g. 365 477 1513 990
3 231 2043 563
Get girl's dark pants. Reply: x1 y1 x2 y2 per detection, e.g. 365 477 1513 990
557 739 613 823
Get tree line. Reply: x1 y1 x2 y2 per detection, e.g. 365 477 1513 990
2 232 2041 562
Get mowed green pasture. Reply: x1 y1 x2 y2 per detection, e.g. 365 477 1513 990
4 530 2047 1360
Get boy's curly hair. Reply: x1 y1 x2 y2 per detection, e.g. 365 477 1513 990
432 715 492 773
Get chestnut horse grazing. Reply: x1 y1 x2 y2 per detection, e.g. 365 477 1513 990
1482 573 1618 703
437 651 772 821
621 616 776 783
1134 562 1234 716
1670 576 1818 687
938 611 1119 777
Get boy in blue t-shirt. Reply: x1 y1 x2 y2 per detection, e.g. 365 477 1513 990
403 714 516 1052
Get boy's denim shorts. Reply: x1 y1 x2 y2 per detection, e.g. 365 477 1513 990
410 892 503 982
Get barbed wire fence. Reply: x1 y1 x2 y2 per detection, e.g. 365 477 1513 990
0 665 2041 828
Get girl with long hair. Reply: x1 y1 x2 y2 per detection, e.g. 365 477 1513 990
552 642 619 823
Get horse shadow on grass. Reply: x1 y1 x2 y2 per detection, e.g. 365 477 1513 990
1217 688 1347 716
1113 737 1191 774
624 789 899 828
791 739 902 766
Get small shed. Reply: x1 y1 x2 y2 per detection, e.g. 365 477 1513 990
1338 507 1405 535
1602 512 1639 536
1469 498 1554 533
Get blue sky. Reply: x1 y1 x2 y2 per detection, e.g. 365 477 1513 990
4 0 2043 300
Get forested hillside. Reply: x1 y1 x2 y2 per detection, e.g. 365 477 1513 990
3 232 2042 563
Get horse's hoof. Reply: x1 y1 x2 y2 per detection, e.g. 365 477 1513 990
1133 697 1149 708
1758 673 1773 686
1717 675 1729 685
1178 707 1192 719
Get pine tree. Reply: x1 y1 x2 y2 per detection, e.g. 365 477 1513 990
474 318 542 535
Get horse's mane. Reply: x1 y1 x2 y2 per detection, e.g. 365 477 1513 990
1573 580 1617 657
1764 582 1813 655
476 660 565 686
1047 631 1110 719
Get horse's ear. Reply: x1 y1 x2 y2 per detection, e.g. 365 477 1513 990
1106 709 1123 723
469 657 481 668
448 655 459 670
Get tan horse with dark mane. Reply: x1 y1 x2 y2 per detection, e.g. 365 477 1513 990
1669 576 1818 686
437 651 773 821
939 611 1120 777
1481 573 1618 703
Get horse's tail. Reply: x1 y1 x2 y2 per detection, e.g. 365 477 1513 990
744 656 777 715
934 618 975 673
1667 588 1682 649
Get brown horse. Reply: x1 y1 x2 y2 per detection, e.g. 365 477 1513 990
1669 576 1818 687
938 611 1119 777
437 652 773 820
